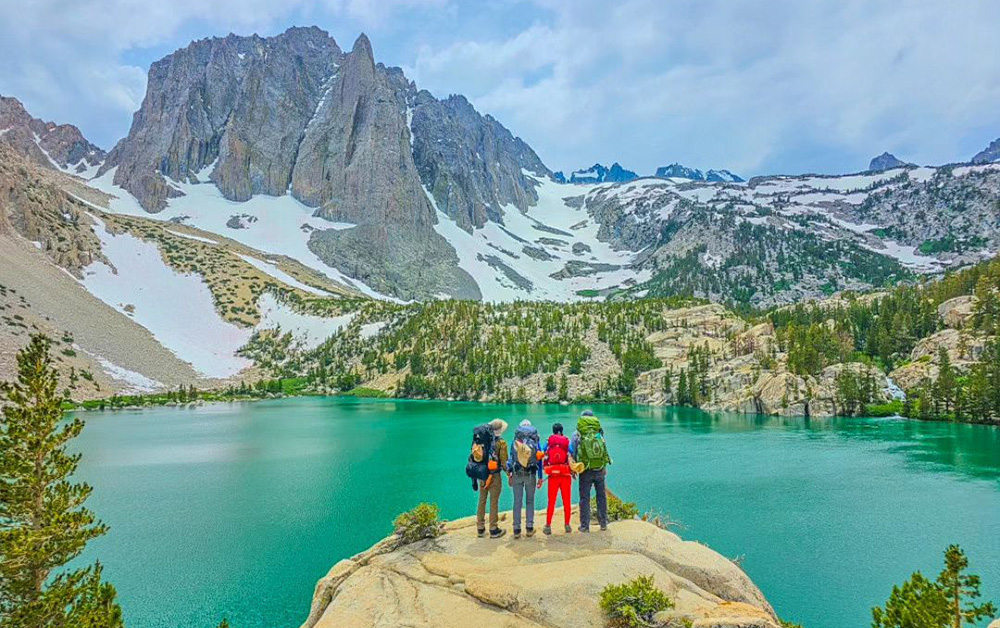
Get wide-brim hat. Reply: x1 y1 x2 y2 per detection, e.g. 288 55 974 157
489 418 508 435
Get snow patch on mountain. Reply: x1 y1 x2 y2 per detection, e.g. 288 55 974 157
88 167 388 299
428 174 648 301
256 293 354 349
164 229 218 244
94 355 163 393
82 215 254 378
235 254 332 296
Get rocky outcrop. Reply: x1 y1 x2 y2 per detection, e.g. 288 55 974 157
0 144 106 275
98 27 551 300
632 304 896 417
301 508 779 628
100 27 340 212
868 152 912 171
410 92 551 231
0 95 105 173
556 163 638 185
938 295 975 329
972 138 1000 164
654 163 744 182
890 327 988 392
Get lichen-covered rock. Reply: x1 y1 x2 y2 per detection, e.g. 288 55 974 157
301 508 778 628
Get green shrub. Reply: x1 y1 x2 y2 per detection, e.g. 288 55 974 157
595 491 640 522
392 503 444 545
864 400 903 417
599 574 673 628
343 387 388 398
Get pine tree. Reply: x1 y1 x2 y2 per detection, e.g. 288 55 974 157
872 572 951 628
676 369 689 406
558 374 568 401
0 335 124 628
935 348 957 417
871 545 996 628
937 545 996 628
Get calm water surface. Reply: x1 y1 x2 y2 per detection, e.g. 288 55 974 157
71 398 1000 628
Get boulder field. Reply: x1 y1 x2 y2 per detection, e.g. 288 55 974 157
301 506 780 628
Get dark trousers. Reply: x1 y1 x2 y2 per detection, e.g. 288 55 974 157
578 468 607 529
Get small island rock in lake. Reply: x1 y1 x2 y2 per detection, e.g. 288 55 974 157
300 506 779 628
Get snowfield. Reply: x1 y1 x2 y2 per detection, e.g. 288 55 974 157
82 215 254 378
236 254 332 296
89 167 387 299
80 217 361 378
86 158 968 308
429 174 648 301
256 293 355 350
93 355 164 393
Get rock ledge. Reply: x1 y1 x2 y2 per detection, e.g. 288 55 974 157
301 506 779 628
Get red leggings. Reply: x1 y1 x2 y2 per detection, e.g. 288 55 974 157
546 474 572 526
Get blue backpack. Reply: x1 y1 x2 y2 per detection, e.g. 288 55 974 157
510 425 540 472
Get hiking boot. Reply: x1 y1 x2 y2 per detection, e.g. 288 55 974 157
526 527 535 537
578 526 590 533
477 528 485 538
490 528 506 539
513 528 521 539
600 524 608 531
543 525 552 535
565 524 573 534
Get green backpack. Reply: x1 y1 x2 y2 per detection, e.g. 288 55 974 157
576 416 610 471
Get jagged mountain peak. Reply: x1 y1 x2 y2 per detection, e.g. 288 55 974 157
972 138 1000 164
0 94 105 175
351 32 374 62
653 162 743 183
96 28 552 301
557 162 638 184
868 152 912 171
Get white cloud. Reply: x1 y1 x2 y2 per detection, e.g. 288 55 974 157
408 0 1000 176
0 0 447 147
2 0 998 177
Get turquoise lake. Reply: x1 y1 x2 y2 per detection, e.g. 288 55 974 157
71 398 1000 628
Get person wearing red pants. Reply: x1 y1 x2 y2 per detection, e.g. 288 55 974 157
542 422 574 535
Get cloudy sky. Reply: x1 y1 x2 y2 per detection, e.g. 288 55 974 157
3 0 999 177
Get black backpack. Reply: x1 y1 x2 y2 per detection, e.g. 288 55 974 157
465 424 495 485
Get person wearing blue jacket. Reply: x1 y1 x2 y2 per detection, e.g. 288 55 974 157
507 419 544 538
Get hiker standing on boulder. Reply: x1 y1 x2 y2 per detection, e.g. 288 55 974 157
475 418 508 539
507 419 544 538
570 410 612 532
542 422 574 535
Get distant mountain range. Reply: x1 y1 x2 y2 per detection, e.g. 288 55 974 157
554 162 745 184
553 162 637 184
3 26 1000 396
